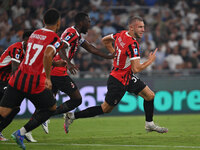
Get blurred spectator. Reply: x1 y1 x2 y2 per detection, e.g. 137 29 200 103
30 0 45 8
11 0 25 20
57 0 69 17
0 11 12 33
186 7 198 26
174 0 188 16
187 51 199 69
165 46 184 70
178 24 187 39
141 33 155 50
102 5 114 22
90 0 102 7
155 45 165 70
182 33 197 54
102 21 117 36
168 33 178 49
89 5 100 25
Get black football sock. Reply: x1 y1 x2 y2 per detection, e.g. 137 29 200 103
74 106 104 119
24 109 55 132
144 99 154 122
0 107 20 132
53 98 82 116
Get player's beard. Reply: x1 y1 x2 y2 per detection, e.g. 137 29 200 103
134 32 141 39
81 27 88 34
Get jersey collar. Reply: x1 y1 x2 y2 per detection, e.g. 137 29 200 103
71 26 80 37
126 31 136 40
41 28 54 32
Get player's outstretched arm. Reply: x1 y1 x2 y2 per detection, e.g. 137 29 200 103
81 40 115 59
131 48 157 74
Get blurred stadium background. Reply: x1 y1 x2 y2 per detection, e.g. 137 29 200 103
0 0 200 149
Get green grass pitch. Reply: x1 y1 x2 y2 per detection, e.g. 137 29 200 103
1 114 200 150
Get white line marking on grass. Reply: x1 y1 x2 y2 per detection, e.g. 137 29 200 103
2 143 200 149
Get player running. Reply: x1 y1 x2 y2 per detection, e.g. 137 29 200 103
0 8 63 150
64 16 168 134
44 12 114 134
0 30 49 142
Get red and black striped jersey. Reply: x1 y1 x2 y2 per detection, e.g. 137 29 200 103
51 26 85 76
9 28 62 94
0 42 25 83
110 30 140 85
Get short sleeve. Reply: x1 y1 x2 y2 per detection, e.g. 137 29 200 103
62 31 79 46
10 47 24 63
47 35 62 54
111 33 119 40
127 41 140 61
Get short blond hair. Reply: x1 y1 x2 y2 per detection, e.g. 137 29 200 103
128 16 143 25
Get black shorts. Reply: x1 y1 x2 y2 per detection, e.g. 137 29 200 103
105 75 127 106
0 85 56 109
127 74 146 95
0 80 8 100
105 75 146 106
51 75 78 95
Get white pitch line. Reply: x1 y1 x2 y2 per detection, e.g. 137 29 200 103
1 143 200 149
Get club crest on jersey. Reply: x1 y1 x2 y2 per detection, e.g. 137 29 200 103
54 42 60 48
134 48 138 55
65 35 70 41
15 54 20 59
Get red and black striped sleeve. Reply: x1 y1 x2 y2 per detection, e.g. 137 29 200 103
62 30 79 47
47 34 62 54
127 41 140 60
10 45 24 63
111 33 120 40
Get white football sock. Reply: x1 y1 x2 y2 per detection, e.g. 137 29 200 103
19 127 27 136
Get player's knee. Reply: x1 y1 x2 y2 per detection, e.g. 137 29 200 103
73 97 82 107
146 92 155 101
103 109 112 113
0 107 12 118
101 101 114 113
76 97 82 106
33 108 55 123
102 106 113 113
49 104 57 111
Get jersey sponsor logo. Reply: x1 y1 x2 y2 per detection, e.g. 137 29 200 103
65 35 70 41
134 48 138 55
54 42 60 48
